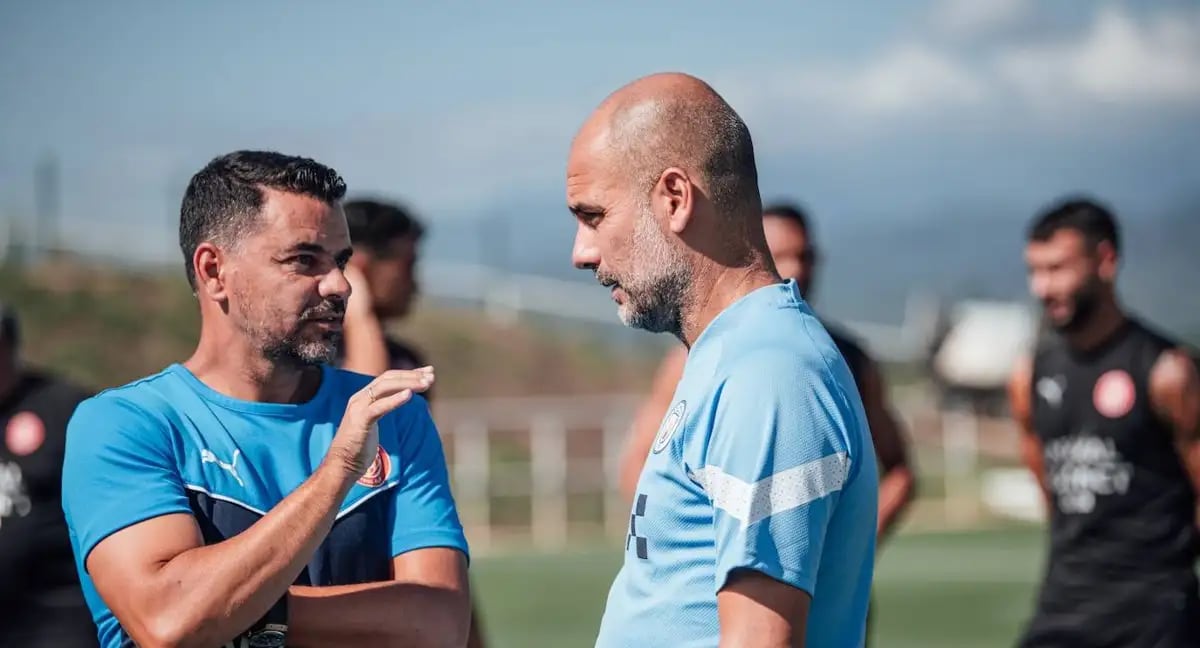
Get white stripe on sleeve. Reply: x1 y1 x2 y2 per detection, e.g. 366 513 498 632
689 452 850 526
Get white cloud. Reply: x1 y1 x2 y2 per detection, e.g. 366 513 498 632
715 43 987 153
339 102 582 209
88 3 1200 227
846 45 988 114
719 3 1200 151
931 0 1033 39
995 6 1200 108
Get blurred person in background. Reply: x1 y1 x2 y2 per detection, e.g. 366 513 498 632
0 302 97 647
60 151 471 648
340 197 488 648
570 72 877 648
1009 197 1200 647
620 202 916 646
339 199 429 377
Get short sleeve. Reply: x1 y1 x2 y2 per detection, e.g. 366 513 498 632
699 350 858 596
386 396 469 561
61 396 190 570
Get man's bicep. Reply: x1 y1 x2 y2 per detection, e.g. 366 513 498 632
87 513 203 613
711 493 839 597
1150 350 1200 495
718 569 811 648
859 358 909 470
1150 350 1200 439
1008 354 1035 433
388 402 470 559
391 547 469 591
705 354 855 595
62 398 191 570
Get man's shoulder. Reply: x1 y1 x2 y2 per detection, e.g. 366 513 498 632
77 367 179 415
818 318 870 359
714 314 842 384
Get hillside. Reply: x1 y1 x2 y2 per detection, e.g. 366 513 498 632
0 259 663 398
424 193 1200 338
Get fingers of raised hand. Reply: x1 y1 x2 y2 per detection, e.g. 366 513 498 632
357 367 435 419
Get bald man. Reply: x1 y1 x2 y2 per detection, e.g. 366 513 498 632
621 204 915 646
568 73 877 648
621 204 916 538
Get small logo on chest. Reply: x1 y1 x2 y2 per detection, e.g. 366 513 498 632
358 446 391 488
5 411 45 457
1036 375 1065 408
652 400 686 454
1093 369 1136 419
201 448 244 487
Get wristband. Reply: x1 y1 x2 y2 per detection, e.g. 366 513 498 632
242 595 288 647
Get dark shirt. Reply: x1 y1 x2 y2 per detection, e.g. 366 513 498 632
0 370 97 647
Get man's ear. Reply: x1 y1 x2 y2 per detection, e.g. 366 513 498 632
654 167 694 235
348 248 372 269
1096 240 1119 283
193 242 228 300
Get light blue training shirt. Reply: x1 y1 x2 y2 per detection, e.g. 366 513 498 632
595 279 878 648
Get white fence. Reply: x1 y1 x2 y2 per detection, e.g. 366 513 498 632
431 387 1034 555
432 394 642 555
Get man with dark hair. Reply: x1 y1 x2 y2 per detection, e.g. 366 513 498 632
61 150 472 648
1010 196 1200 647
340 198 429 376
339 197 489 648
569 73 877 647
0 303 97 647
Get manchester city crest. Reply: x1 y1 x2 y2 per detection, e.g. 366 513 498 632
652 400 686 454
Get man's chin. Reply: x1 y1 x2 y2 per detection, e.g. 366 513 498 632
619 306 678 336
266 338 339 367
1045 311 1083 333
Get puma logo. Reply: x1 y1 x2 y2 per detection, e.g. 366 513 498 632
201 448 244 487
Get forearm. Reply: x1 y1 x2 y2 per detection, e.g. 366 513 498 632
148 463 354 647
341 314 390 376
288 580 471 648
876 464 915 537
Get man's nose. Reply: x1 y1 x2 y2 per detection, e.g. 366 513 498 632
572 225 600 271
324 267 352 301
1029 273 1051 300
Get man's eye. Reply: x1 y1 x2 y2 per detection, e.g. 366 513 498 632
293 254 317 267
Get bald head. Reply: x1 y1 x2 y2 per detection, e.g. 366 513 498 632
566 73 768 339
575 73 761 219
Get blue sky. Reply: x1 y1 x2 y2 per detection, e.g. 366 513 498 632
1 0 1198 266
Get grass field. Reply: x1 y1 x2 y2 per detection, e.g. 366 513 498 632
472 525 1048 648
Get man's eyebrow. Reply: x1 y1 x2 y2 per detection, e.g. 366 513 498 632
284 242 327 254
569 202 604 215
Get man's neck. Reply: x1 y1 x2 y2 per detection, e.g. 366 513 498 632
1064 297 1127 354
679 261 779 348
185 327 319 404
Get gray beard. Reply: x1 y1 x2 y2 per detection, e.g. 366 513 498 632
622 271 689 338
